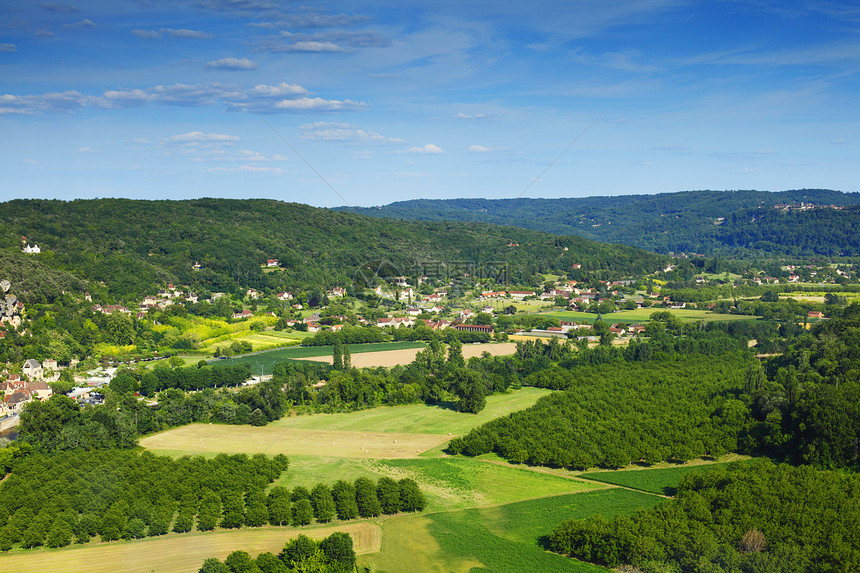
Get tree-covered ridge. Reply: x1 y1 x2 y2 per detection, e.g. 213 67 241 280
336 189 860 255
548 459 860 573
0 198 662 301
448 353 754 468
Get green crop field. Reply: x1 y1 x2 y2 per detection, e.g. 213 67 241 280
580 456 753 495
272 387 552 435
537 307 757 324
360 488 662 573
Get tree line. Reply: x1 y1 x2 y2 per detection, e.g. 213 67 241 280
18 378 289 451
548 459 860 572
199 532 356 573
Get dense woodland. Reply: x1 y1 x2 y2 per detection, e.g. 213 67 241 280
448 353 754 468
338 189 860 256
549 459 860 572
0 198 661 302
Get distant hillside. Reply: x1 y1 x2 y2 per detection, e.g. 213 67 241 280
336 189 860 256
0 198 663 301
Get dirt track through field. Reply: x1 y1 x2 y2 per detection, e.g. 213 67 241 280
295 342 518 367
0 522 380 573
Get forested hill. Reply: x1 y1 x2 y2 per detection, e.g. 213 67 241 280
336 189 860 256
0 198 661 302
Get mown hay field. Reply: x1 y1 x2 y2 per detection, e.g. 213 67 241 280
0 522 380 573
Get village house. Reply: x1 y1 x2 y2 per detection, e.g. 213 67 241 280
22 358 42 381
232 309 254 320
509 290 536 299
277 291 293 301
22 244 41 254
480 291 506 299
328 287 346 298
808 311 825 319
266 259 280 267
246 289 260 300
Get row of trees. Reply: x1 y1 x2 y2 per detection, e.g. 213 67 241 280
200 532 356 573
18 378 289 452
549 459 860 572
0 450 289 550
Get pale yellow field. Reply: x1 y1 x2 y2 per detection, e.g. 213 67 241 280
0 522 380 573
140 424 450 458
296 342 518 367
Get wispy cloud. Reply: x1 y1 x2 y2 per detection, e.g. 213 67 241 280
455 112 490 120
21 158 39 165
468 144 491 152
40 3 78 13
132 28 213 40
300 122 403 144
0 91 89 115
0 43 16 53
2 82 366 115
161 131 240 144
397 144 444 154
269 41 345 53
65 19 96 29
206 57 258 70
206 165 286 174
35 29 55 38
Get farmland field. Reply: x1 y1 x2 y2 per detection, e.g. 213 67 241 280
0 522 380 573
140 387 552 458
295 341 518 367
537 307 758 324
580 456 752 495
139 424 450 458
360 488 662 573
209 341 427 372
271 387 552 435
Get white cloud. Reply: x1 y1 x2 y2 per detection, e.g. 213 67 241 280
78 146 93 152
398 144 444 154
162 131 240 144
206 165 286 174
65 19 96 29
455 112 489 120
0 91 89 115
300 122 403 144
271 41 345 53
5 82 366 115
132 28 212 39
40 3 78 13
21 158 39 164
206 57 258 70
35 29 55 38
165 28 212 39
468 144 490 152
248 82 308 97
0 44 16 53
270 96 366 112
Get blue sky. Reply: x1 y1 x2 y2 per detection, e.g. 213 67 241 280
1 1 858 207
